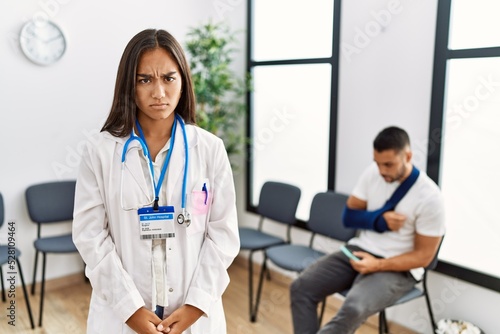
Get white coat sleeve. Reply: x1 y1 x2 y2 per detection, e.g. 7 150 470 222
184 139 240 316
72 141 145 323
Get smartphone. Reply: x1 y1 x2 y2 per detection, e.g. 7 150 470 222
340 245 361 262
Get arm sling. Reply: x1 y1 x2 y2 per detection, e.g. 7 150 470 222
342 166 420 233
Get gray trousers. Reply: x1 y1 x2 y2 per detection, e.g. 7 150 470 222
290 245 416 334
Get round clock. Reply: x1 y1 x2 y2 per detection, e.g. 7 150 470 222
19 20 67 66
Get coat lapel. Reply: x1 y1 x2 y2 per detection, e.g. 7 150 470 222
165 122 199 206
113 121 199 208
116 137 153 202
165 122 186 205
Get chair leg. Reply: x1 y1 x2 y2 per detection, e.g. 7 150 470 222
379 310 388 334
423 281 437 331
251 254 268 322
0 266 6 302
31 250 39 295
247 251 254 322
16 259 35 329
38 253 47 327
265 265 272 281
318 297 327 326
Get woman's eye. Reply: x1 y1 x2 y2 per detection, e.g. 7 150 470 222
164 76 175 82
138 78 151 84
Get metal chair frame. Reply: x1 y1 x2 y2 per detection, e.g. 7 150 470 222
337 237 445 333
25 180 79 327
0 192 35 329
238 181 301 322
257 191 355 326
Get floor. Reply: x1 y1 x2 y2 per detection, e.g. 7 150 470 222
0 256 416 333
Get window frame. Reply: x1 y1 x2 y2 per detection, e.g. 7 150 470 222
245 0 342 229
428 0 500 292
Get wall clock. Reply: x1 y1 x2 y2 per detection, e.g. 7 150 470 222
19 20 67 66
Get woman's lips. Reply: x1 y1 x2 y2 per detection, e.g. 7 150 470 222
150 103 168 110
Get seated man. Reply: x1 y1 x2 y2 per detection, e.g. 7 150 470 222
290 126 445 334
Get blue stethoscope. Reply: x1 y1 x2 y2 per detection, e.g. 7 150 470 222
120 114 190 226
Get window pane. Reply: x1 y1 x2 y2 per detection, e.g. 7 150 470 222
251 64 332 220
440 57 500 278
252 0 334 61
449 0 500 50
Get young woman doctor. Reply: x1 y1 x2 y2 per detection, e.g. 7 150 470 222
73 29 240 334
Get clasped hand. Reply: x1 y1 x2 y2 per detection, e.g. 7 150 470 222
126 304 204 334
382 211 406 231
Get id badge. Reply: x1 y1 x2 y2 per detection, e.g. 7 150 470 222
137 206 175 239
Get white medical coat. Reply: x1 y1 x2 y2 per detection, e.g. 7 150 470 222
73 123 240 334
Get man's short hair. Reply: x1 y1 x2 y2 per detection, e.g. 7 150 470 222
373 126 410 153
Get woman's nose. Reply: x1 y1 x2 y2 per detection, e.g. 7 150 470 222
151 82 165 100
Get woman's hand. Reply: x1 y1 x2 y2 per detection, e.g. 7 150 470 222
126 307 163 334
157 304 204 334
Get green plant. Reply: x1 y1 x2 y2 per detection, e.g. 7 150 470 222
185 21 249 160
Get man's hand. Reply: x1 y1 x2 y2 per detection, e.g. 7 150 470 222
157 304 204 334
350 235 443 274
350 251 381 274
382 211 406 231
126 307 163 334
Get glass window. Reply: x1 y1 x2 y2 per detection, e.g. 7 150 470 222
440 57 500 278
251 64 332 220
430 0 500 290
448 0 500 50
252 0 334 61
248 0 340 223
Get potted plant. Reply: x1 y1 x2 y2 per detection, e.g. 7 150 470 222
185 21 249 164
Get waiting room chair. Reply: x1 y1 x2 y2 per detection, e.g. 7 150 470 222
260 191 355 324
0 192 35 329
339 236 445 333
25 180 78 327
239 181 301 322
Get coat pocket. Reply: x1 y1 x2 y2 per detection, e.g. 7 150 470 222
87 293 128 333
186 179 211 235
190 190 210 215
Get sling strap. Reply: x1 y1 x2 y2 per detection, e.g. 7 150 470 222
343 166 420 233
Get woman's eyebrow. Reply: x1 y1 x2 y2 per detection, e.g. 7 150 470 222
136 71 177 77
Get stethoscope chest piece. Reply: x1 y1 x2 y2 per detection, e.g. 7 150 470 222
177 211 191 227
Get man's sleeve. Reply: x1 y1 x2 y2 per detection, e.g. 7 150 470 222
343 163 391 232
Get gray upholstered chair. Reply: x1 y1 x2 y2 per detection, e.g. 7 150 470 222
0 192 35 329
238 181 301 322
25 180 78 326
262 191 355 324
338 237 445 333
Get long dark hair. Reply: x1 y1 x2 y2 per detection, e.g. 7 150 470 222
101 29 196 137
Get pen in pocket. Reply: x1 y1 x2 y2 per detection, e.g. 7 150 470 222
202 183 208 205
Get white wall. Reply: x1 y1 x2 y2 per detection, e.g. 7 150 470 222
2 0 499 333
336 0 435 189
0 0 244 283
237 0 500 333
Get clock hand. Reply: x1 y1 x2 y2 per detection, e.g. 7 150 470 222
45 35 63 43
21 30 39 41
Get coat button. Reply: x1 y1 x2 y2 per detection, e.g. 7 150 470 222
169 288 173 292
